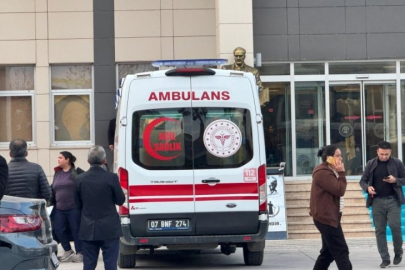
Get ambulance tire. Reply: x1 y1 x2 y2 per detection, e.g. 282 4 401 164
118 253 136 268
243 246 264 266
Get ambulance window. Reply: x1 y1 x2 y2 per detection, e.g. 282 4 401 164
132 108 192 170
192 107 253 169
132 107 253 170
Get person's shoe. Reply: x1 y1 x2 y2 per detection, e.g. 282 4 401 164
394 254 403 265
72 252 83 263
59 250 75 262
380 260 390 268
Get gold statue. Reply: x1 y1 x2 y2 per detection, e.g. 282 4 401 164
221 47 268 105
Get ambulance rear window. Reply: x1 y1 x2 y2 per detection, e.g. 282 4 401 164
132 108 253 170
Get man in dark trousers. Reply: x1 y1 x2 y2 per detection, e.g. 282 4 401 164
360 141 405 268
0 155 8 200
76 145 125 270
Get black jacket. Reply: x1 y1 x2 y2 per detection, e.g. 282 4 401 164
0 155 8 200
5 157 52 201
77 166 125 241
359 156 405 207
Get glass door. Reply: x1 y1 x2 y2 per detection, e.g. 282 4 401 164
329 83 363 176
295 82 325 175
329 81 397 176
363 82 397 161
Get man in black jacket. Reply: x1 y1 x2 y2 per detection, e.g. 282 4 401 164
0 155 8 200
5 139 51 202
76 145 125 270
360 141 405 268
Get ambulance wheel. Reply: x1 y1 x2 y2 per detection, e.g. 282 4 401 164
243 246 264 266
118 253 136 268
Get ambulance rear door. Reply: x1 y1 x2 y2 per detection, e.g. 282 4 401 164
126 73 196 236
190 72 263 235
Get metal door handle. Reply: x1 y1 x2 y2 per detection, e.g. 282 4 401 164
202 179 220 183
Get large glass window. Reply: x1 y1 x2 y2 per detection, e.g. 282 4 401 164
258 63 290 75
261 82 292 176
294 63 324 75
118 63 157 83
132 108 253 170
51 65 92 144
295 82 325 175
329 61 396 74
0 66 34 143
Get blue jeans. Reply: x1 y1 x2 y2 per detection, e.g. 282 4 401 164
52 208 82 253
372 196 403 260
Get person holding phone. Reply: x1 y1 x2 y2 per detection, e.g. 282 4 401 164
310 145 352 270
359 141 405 268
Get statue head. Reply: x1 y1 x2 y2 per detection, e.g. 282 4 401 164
233 47 246 66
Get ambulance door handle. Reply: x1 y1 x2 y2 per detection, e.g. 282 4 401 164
202 179 220 184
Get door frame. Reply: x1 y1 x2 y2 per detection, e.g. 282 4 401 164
328 80 397 179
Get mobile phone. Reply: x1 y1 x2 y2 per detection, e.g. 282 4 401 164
383 176 390 179
326 156 335 165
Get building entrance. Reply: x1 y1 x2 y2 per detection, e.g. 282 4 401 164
329 81 397 176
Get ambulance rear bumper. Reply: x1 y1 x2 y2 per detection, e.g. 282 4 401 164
120 220 269 246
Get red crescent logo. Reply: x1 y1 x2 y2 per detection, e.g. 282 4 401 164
143 117 180 161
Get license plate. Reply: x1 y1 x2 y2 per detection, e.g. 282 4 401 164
148 219 190 231
51 252 60 268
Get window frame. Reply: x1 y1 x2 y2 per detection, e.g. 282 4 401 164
0 65 35 147
50 64 94 147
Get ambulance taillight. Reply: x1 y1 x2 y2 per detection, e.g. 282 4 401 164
118 167 129 216
258 164 267 212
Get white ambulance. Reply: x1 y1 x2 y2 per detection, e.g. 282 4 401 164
114 60 268 268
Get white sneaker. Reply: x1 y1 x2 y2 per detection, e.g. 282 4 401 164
60 250 75 262
72 252 83 263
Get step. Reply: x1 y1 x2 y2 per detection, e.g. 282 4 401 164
286 206 369 215
288 230 375 239
288 223 373 231
284 181 363 192
285 197 366 206
287 212 371 223
288 228 375 239
285 190 364 199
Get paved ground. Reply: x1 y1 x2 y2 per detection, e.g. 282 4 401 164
58 237 401 270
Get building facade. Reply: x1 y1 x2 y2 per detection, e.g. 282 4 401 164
1 0 405 181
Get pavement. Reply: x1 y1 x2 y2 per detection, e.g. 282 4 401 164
57 237 401 270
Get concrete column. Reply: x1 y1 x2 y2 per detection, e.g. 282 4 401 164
35 2 51 178
215 0 254 65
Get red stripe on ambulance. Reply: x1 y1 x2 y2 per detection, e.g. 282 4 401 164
195 196 258 201
129 183 258 197
129 184 193 196
129 198 193 203
128 196 258 203
195 183 258 195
